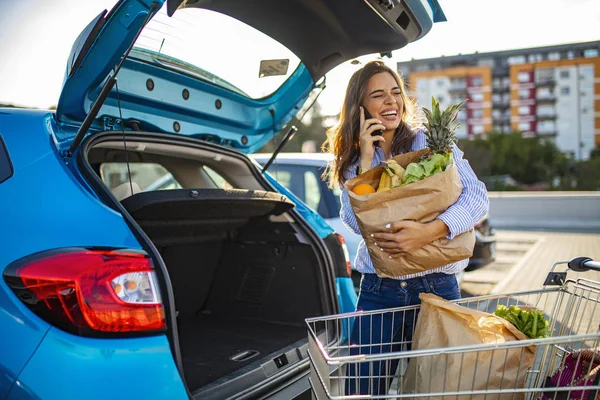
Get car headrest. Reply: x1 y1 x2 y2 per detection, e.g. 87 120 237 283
112 181 142 201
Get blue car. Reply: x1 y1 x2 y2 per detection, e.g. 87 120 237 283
0 0 445 398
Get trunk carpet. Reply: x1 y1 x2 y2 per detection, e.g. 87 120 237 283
178 315 306 390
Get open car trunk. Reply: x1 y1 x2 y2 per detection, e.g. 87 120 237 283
85 136 334 397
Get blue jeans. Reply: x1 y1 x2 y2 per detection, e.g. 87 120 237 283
346 272 461 396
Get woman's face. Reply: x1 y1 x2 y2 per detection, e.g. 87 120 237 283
362 72 404 132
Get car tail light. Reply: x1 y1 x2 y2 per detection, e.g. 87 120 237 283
3 248 165 336
336 234 352 277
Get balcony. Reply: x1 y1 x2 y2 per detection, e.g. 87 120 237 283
495 86 511 93
493 115 511 123
535 79 556 87
537 130 558 137
537 113 557 120
492 101 511 110
536 95 557 104
449 84 467 93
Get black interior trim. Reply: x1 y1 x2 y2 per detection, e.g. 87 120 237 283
0 135 14 185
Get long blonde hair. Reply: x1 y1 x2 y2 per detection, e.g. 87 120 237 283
322 60 419 187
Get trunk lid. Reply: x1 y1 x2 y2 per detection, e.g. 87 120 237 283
56 0 445 153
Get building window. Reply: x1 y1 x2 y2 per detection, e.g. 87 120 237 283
472 109 484 119
548 52 561 61
471 92 484 102
471 76 483 86
438 96 445 104
580 67 594 79
472 125 484 135
538 105 555 117
519 122 531 131
583 49 599 58
518 106 531 115
560 70 570 79
508 55 526 65
416 79 428 90
560 87 570 95
518 71 531 83
437 79 445 87
478 58 495 67
519 89 530 99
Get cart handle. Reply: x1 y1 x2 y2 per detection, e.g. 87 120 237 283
568 257 600 272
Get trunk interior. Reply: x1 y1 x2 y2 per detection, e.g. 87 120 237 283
87 140 330 395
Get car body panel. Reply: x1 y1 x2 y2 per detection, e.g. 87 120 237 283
8 328 187 400
57 0 164 124
0 278 50 399
0 110 161 398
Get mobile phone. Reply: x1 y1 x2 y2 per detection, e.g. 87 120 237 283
363 108 383 147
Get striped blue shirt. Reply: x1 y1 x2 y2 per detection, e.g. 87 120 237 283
340 128 489 280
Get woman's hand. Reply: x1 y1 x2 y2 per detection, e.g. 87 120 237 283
371 220 450 258
358 106 386 172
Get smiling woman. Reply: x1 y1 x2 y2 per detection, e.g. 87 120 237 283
133 7 301 99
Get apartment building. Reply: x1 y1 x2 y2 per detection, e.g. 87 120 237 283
397 41 600 160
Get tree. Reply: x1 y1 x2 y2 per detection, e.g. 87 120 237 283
258 101 334 154
459 131 570 188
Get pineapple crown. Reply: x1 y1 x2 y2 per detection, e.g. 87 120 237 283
422 96 466 155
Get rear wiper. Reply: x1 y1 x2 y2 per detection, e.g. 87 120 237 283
67 2 160 157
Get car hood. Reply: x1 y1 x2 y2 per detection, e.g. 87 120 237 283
56 0 445 154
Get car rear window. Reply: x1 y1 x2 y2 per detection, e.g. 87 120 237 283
0 135 14 184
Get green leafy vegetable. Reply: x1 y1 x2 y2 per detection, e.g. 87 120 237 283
401 153 453 186
494 305 550 339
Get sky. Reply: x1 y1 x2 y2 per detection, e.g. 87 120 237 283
0 0 598 116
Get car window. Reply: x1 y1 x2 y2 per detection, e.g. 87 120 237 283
0 135 13 184
100 162 182 191
203 166 233 189
271 169 294 193
303 171 321 211
134 7 301 99
330 184 342 214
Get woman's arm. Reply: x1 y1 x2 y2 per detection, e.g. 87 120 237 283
339 163 362 235
436 145 489 239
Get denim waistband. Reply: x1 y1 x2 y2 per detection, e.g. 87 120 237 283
362 272 456 291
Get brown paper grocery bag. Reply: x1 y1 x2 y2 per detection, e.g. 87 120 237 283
403 293 535 400
344 149 476 278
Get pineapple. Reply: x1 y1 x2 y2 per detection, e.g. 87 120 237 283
400 97 465 186
422 96 465 157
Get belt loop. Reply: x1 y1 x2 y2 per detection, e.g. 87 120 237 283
421 275 431 293
375 276 383 292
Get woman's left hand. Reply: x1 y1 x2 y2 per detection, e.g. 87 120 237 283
371 220 450 258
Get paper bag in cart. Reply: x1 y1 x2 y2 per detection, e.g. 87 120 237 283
403 293 535 400
344 149 476 278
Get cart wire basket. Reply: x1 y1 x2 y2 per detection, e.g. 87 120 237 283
306 258 600 399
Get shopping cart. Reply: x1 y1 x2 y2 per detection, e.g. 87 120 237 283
306 257 600 399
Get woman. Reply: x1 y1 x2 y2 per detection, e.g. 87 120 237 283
323 60 489 395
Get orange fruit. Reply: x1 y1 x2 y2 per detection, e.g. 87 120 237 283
352 183 376 196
